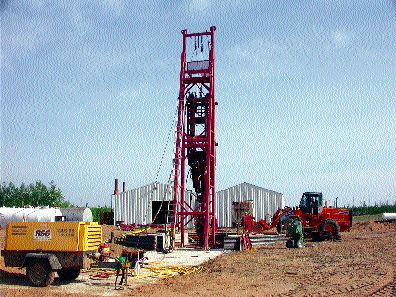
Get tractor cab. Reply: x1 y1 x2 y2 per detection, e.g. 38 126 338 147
299 192 323 214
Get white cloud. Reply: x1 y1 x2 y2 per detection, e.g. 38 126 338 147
187 0 211 12
185 0 252 14
69 4 92 37
222 0 246 7
226 37 284 61
101 0 125 17
1 13 50 68
332 30 350 48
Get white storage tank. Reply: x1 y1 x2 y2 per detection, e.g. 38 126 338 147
0 207 23 228
382 213 396 222
60 208 93 222
0 206 63 228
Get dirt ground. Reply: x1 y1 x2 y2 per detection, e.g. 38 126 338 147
0 221 395 296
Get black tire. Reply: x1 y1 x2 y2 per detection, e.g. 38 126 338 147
311 232 322 242
57 268 80 281
276 222 282 233
26 259 55 287
286 239 294 248
320 219 340 240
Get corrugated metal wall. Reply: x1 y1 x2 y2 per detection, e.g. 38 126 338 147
216 182 285 227
112 182 173 225
112 182 284 228
112 182 196 228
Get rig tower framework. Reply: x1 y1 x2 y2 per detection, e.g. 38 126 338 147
172 26 217 250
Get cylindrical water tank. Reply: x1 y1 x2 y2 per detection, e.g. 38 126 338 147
0 207 63 228
0 207 23 228
60 208 93 222
382 213 396 221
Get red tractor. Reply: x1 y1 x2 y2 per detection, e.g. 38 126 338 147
260 192 352 240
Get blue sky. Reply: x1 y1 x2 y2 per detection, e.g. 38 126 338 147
1 0 395 207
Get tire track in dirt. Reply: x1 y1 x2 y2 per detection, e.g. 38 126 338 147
371 277 396 297
280 230 396 297
371 258 396 297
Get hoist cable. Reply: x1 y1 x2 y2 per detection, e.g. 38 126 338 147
154 106 178 185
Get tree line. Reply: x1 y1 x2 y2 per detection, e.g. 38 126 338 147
349 202 396 216
0 181 73 208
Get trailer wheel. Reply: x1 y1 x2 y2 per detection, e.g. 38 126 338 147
26 259 55 287
57 268 81 281
320 219 340 240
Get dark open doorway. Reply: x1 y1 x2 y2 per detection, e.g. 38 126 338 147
152 201 173 224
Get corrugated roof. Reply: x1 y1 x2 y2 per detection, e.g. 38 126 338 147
218 182 283 196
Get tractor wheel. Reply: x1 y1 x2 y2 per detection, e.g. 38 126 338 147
320 219 340 240
311 232 322 242
57 268 81 281
26 259 55 287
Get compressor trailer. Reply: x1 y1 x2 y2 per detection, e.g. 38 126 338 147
1 221 102 286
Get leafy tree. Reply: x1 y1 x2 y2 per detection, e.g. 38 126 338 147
0 181 73 207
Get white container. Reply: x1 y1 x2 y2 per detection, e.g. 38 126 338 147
382 213 396 222
0 207 23 228
60 208 93 222
0 207 63 228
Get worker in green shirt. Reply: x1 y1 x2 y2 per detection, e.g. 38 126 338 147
286 216 304 248
115 255 130 288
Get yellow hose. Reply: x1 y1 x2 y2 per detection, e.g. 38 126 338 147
85 264 203 281
143 265 203 276
129 227 151 235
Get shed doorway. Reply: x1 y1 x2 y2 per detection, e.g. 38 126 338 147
151 201 173 224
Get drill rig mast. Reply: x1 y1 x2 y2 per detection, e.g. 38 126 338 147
172 26 217 250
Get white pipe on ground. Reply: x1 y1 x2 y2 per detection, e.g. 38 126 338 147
382 213 396 221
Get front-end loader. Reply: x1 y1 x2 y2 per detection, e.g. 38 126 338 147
257 192 352 240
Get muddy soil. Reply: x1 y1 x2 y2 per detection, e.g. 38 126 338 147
0 222 395 296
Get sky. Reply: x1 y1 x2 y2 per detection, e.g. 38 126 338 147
1 0 395 208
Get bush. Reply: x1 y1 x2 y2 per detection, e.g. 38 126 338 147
91 206 112 223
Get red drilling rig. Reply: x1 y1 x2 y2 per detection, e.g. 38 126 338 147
172 27 217 250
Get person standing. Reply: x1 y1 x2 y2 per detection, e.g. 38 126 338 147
313 198 319 215
242 212 255 233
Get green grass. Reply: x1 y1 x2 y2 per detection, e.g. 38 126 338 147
352 214 381 222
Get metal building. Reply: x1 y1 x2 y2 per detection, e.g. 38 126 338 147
112 182 284 228
112 182 173 226
216 182 285 227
